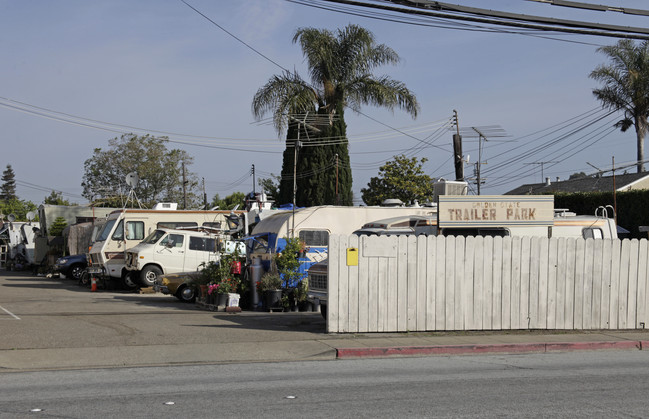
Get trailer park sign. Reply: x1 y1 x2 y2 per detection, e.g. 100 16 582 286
437 195 554 228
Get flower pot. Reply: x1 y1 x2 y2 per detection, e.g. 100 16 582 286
217 293 228 307
263 289 282 311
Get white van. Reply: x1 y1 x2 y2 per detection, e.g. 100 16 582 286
124 228 245 287
88 207 245 288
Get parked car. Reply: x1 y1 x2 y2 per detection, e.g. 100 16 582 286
53 254 88 281
154 272 199 303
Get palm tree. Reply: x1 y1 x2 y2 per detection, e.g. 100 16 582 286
252 24 419 206
590 39 649 173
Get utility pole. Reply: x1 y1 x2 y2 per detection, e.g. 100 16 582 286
335 153 339 205
288 113 321 237
202 177 207 209
182 162 187 209
251 164 256 196
473 127 487 195
452 110 464 181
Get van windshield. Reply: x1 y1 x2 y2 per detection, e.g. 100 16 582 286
142 229 167 244
96 219 116 242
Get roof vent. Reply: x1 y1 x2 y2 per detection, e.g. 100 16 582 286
152 203 178 210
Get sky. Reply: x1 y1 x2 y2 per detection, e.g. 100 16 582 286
2 0 649 206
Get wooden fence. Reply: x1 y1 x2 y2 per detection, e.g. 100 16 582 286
326 235 649 334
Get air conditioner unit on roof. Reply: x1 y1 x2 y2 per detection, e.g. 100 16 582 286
152 203 178 210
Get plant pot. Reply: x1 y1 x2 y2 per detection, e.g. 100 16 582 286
227 292 240 308
217 293 228 307
263 289 283 310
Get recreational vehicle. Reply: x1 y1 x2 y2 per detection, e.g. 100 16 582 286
0 219 39 269
87 205 245 288
247 205 437 282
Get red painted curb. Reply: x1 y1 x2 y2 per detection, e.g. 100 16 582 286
336 340 644 359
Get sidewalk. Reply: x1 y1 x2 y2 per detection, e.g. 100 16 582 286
1 327 647 372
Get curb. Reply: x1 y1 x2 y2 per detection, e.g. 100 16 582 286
336 340 647 359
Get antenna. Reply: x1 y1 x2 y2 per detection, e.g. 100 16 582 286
123 172 142 209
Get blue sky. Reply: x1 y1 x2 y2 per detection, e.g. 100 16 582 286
2 0 649 205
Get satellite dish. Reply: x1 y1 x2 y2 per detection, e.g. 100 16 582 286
125 172 139 189
26 211 36 221
465 154 470 164
8 214 16 222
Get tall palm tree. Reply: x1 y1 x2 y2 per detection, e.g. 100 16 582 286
590 39 649 173
252 24 419 206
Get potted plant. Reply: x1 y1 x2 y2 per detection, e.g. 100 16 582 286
258 272 283 310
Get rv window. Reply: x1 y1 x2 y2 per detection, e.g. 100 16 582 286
111 220 125 241
299 230 329 246
97 219 116 242
157 222 198 229
125 221 144 240
189 236 217 252
583 228 603 239
202 222 222 231
160 234 184 248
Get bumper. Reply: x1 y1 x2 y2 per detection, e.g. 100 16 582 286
307 291 327 305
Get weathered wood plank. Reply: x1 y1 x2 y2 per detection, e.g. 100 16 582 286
483 236 494 330
445 235 456 330
397 235 408 332
564 238 577 329
425 235 436 330
435 235 446 330
638 240 648 328
627 239 639 328
492 236 503 330
547 238 558 329
529 237 540 329
464 236 475 330
454 236 466 330
537 237 549 329
501 237 512 329
618 239 630 329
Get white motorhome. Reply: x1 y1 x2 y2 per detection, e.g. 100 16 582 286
247 205 437 284
124 228 245 286
88 206 245 288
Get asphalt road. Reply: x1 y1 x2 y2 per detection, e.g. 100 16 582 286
0 270 334 370
1 351 649 418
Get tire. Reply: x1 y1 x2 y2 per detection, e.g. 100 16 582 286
122 272 139 290
140 266 162 287
175 285 196 303
79 271 90 286
69 264 85 281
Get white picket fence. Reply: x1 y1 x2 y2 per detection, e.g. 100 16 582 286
326 235 649 334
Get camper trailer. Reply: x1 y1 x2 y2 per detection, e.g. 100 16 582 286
0 218 39 269
247 205 437 282
87 205 245 288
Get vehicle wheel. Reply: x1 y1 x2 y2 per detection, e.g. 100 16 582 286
320 304 327 319
69 264 85 281
140 266 162 287
175 285 196 303
79 271 90 286
122 272 139 290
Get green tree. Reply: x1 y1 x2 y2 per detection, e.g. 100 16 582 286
1 164 17 201
590 40 649 173
81 134 201 208
49 216 67 236
253 24 419 207
361 155 434 206
569 172 588 180
258 174 280 202
0 198 37 221
43 190 72 206
210 192 246 210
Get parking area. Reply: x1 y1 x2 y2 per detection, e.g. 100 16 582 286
0 270 333 370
